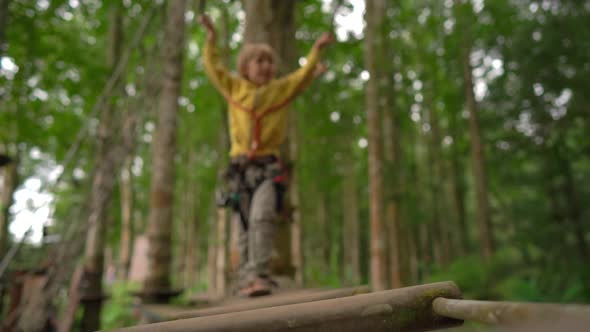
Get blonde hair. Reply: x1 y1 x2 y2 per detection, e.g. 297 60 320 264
237 43 277 79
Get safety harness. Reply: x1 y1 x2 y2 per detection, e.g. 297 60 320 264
219 78 308 159
213 74 310 230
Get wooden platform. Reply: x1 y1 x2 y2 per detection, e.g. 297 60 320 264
138 285 370 323
112 282 463 332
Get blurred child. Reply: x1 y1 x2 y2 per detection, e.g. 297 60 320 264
199 14 333 297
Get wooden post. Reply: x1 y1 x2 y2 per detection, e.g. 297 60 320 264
106 282 462 332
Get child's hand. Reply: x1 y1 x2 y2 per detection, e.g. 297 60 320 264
314 32 335 50
313 62 328 78
198 14 216 41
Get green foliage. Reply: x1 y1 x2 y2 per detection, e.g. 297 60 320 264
428 248 590 303
4 0 590 327
101 281 141 330
427 255 493 300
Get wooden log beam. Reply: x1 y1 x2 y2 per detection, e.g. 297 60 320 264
106 281 462 332
433 297 590 325
161 286 370 321
139 287 369 323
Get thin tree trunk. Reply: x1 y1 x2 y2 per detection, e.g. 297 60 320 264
207 228 217 296
0 0 13 257
143 0 187 299
425 96 450 266
176 180 188 286
462 38 494 262
317 192 330 275
424 136 443 267
286 25 302 286
184 214 199 289
230 214 240 276
225 82 238 285
80 4 124 330
0 0 13 259
364 0 388 291
383 92 402 288
212 7 231 295
562 158 589 258
449 111 469 256
288 119 303 286
380 0 404 289
0 155 17 258
118 157 134 280
413 127 432 279
0 150 16 324
215 208 227 298
419 222 431 279
342 159 360 285
177 157 197 289
0 0 10 56
408 225 419 285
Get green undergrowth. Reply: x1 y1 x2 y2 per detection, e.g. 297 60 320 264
426 248 590 303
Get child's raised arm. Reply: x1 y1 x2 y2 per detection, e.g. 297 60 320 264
275 32 334 96
313 32 335 52
199 14 216 41
199 14 239 95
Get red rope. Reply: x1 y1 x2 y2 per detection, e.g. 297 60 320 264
220 78 309 159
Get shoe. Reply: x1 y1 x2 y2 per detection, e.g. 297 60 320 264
248 277 272 297
238 277 272 297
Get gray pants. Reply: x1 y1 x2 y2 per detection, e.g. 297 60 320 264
234 164 279 286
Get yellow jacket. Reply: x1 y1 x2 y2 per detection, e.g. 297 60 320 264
203 39 320 157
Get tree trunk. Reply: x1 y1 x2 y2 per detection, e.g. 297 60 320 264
0 154 17 258
184 212 199 289
284 3 302 282
425 137 443 267
317 192 330 276
243 0 297 278
215 208 227 298
176 151 197 289
342 159 361 285
118 157 134 280
243 0 296 76
0 0 13 260
364 0 388 291
382 89 402 288
407 226 420 285
462 38 494 262
183 152 199 288
288 116 303 286
381 12 403 288
229 213 240 276
562 157 589 258
211 7 231 295
413 128 432 279
0 0 10 56
449 110 469 256
207 228 217 296
143 0 187 300
425 95 450 266
80 4 124 330
0 152 16 322
419 222 431 279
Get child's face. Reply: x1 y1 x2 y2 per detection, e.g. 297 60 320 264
246 53 275 86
